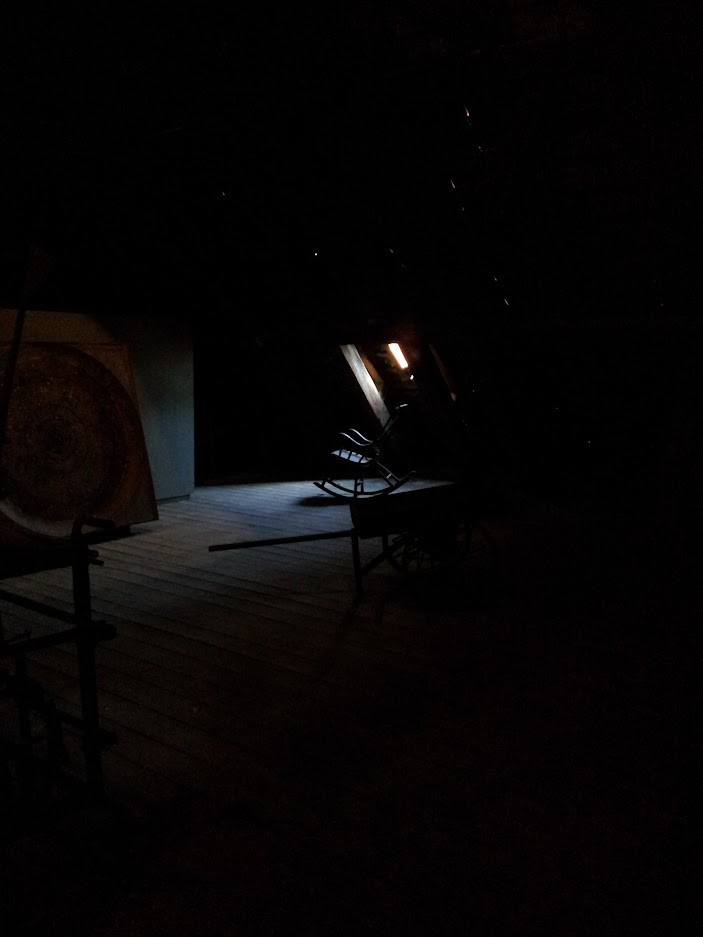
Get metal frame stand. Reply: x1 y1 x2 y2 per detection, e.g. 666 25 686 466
0 540 116 803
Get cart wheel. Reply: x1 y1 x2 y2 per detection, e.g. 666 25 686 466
382 519 497 578
382 529 434 574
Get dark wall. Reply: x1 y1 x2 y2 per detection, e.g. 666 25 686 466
435 319 703 520
193 329 377 482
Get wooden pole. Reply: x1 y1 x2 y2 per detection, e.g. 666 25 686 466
0 245 53 474
0 305 26 464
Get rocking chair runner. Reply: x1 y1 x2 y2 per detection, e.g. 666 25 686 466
315 404 413 498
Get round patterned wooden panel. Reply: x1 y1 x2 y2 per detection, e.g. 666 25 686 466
0 343 146 539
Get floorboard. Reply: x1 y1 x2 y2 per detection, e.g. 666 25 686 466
1 479 693 936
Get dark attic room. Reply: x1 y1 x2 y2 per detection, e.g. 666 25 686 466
0 3 700 935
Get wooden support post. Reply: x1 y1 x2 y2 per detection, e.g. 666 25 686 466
339 344 390 427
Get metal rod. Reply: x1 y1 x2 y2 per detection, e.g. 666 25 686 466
0 587 81 626
0 623 114 658
72 550 103 798
351 531 362 595
209 528 355 552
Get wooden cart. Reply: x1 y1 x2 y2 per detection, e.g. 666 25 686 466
210 483 496 595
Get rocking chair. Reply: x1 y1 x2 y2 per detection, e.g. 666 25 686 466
314 404 413 498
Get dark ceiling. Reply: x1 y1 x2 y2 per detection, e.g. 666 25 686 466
0 2 699 328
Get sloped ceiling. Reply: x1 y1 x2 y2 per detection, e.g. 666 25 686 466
0 2 698 329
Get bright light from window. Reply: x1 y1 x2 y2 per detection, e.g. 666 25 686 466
388 343 409 369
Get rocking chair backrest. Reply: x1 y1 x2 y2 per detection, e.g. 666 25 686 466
314 403 413 497
378 403 409 446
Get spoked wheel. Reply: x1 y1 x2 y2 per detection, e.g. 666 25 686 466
382 518 497 580
461 521 499 580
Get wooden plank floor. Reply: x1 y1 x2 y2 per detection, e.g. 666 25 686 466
1 480 694 936
2 479 480 809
